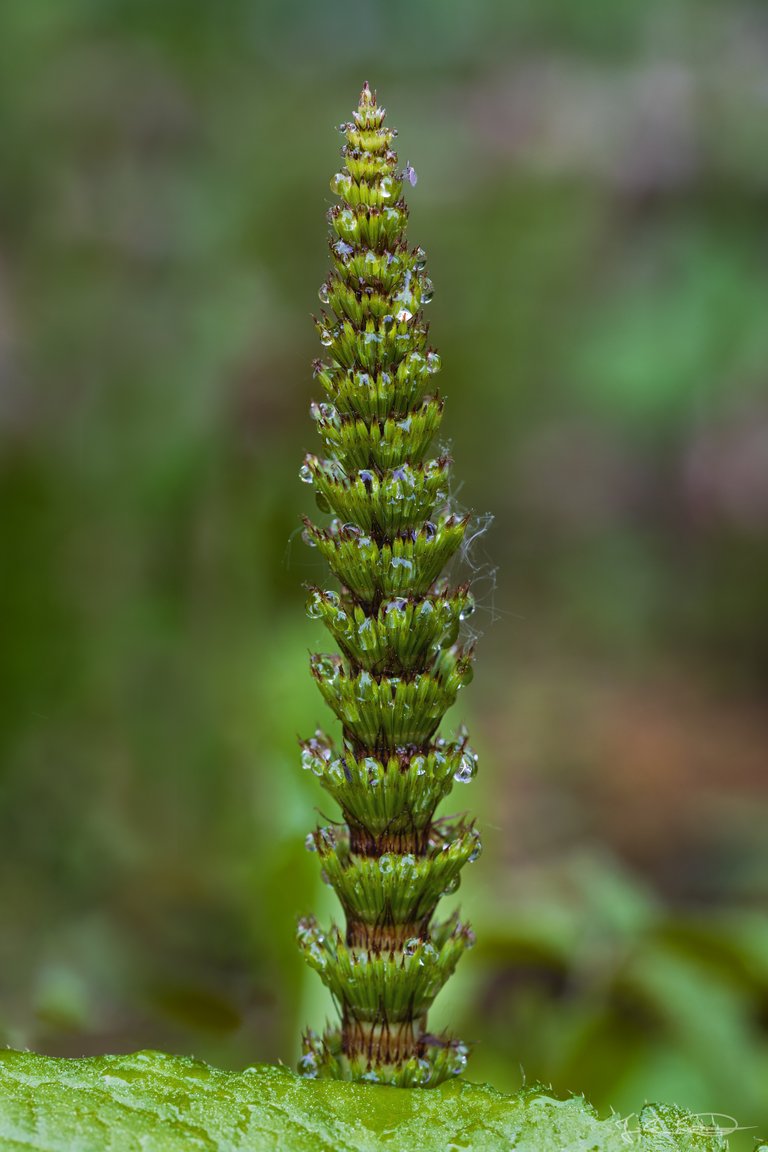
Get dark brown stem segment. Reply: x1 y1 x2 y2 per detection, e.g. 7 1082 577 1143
342 1015 424 1067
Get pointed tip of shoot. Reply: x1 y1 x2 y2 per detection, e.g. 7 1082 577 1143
359 80 375 106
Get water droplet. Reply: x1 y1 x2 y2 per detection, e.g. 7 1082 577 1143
413 247 427 271
319 328 333 347
325 757 343 783
443 875 461 895
411 755 427 777
308 942 327 968
301 748 314 772
423 521 437 541
318 282 330 304
400 853 416 870
403 938 420 956
357 617 375 649
468 835 482 863
330 173 347 196
379 176 393 199
306 591 325 620
313 655 341 689
426 350 441 374
459 595 475 621
301 527 317 548
305 833 317 852
336 610 350 636
298 1053 318 1078
338 123 351 135
421 280 435 304
454 751 477 784
417 1058 431 1084
396 308 412 322
379 854 394 875
361 1070 380 1083
299 462 314 484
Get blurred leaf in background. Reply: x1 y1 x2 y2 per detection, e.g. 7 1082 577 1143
0 2 766 1148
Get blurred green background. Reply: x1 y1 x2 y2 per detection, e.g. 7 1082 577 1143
1 1 767 1145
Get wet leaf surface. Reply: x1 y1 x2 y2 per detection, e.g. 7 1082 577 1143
0 1050 730 1151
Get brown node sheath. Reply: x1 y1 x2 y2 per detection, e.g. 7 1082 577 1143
345 918 432 952
347 823 431 857
342 1013 424 1067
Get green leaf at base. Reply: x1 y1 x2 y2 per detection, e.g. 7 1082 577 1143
0 1049 735 1151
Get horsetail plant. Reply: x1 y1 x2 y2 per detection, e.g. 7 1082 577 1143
297 82 481 1088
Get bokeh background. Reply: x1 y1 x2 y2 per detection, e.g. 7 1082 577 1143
1 2 767 1145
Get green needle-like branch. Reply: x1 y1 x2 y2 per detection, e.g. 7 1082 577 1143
297 83 481 1088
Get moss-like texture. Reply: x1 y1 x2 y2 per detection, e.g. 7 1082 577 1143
298 82 480 1086
0 1050 738 1151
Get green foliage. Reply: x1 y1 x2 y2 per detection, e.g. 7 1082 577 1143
0 1050 735 1152
298 84 480 1085
0 1 765 1137
461 854 768 1148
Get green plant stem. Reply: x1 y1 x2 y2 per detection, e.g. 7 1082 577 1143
297 83 480 1087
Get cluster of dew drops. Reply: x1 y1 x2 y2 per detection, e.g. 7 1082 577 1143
301 734 478 791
